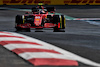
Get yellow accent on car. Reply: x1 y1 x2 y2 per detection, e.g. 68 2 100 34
64 17 66 28
23 16 25 24
38 3 44 5
60 16 62 28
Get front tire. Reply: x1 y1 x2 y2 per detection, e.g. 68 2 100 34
60 15 66 29
15 15 30 32
53 15 65 32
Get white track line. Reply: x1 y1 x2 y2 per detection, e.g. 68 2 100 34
8 32 100 67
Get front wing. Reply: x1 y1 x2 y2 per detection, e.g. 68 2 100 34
16 23 59 28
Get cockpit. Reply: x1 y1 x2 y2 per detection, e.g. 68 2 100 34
32 9 47 14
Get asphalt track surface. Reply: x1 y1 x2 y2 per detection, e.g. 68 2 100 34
0 6 100 67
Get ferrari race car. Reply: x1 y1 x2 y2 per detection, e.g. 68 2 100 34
15 6 66 32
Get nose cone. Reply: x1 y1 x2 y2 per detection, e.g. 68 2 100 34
34 16 42 26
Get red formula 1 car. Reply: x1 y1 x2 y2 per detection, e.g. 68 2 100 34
15 6 66 32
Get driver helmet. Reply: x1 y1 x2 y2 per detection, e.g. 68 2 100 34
40 10 45 13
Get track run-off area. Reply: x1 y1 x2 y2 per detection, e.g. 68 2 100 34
0 6 100 67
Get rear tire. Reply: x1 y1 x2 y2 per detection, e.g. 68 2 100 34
53 15 60 32
53 26 65 32
53 26 59 32
47 15 52 19
15 15 23 24
53 15 60 24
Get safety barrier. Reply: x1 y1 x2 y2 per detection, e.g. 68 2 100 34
0 0 100 5
64 0 100 5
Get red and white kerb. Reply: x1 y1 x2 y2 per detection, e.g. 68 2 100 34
0 32 78 66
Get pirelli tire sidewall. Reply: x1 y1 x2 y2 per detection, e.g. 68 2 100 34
60 15 66 29
15 15 24 25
